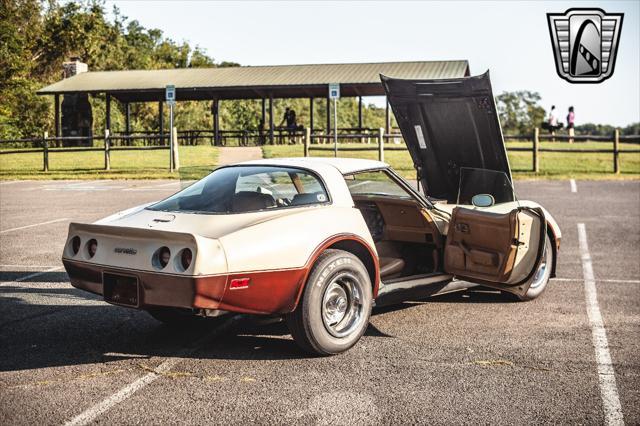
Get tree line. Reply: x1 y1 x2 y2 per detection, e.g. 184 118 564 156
1 0 637 140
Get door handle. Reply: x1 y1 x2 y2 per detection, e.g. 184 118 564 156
456 223 470 233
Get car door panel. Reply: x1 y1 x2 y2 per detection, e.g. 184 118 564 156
444 208 518 282
444 206 545 294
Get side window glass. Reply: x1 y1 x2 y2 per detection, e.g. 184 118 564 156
345 170 414 199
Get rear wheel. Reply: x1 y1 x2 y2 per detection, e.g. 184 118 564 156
285 249 373 355
518 234 554 301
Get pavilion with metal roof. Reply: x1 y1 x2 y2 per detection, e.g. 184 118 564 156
38 60 470 144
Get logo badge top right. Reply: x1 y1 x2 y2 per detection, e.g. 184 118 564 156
547 8 623 83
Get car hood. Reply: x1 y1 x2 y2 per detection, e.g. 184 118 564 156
381 71 511 202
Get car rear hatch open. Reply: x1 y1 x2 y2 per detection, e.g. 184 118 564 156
381 71 512 203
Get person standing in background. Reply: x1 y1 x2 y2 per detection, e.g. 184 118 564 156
548 105 558 141
567 106 575 143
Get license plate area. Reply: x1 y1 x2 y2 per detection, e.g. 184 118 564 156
103 272 140 307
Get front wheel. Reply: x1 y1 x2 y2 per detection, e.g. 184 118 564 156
518 234 554 301
285 249 373 355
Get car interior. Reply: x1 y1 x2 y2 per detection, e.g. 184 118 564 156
346 171 443 282
349 168 535 286
150 166 329 214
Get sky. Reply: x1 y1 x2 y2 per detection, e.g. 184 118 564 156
106 0 640 127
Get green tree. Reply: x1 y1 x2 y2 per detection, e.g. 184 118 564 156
496 91 546 135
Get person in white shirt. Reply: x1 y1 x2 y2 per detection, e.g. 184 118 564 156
548 105 558 141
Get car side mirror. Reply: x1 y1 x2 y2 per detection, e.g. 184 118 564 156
471 194 495 208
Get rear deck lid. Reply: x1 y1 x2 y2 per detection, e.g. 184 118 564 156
381 71 511 202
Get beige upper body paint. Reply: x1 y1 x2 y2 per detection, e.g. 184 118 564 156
62 158 377 277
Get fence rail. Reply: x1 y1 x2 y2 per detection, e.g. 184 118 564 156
304 127 639 174
1 127 638 174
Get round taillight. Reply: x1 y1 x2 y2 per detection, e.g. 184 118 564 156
70 236 81 255
158 246 171 269
87 239 98 258
180 248 193 270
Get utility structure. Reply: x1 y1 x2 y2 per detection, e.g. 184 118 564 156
38 60 470 145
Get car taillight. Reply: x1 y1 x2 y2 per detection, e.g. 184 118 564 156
159 246 171 268
87 239 98 258
71 236 81 255
180 248 192 270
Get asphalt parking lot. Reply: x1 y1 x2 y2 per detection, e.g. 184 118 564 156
0 179 638 425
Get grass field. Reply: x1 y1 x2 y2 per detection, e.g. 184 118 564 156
0 146 219 180
263 141 640 180
1 141 639 180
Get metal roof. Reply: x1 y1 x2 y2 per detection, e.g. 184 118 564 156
37 60 470 102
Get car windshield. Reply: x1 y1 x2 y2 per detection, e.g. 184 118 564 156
457 167 516 205
344 170 414 199
148 166 329 214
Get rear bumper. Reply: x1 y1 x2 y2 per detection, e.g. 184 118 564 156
63 259 305 315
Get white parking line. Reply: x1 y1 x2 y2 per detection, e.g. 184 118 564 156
577 223 624 425
0 264 61 269
64 316 240 426
122 181 180 191
570 179 578 193
0 218 68 234
0 267 63 286
553 277 640 284
122 188 178 192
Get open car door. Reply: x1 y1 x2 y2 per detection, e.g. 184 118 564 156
444 205 547 298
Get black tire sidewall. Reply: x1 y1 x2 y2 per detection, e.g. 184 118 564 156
301 250 372 355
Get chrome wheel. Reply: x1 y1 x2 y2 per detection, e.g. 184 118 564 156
321 272 364 338
529 237 552 289
286 249 372 355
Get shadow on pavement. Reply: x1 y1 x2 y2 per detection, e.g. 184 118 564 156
1 275 516 371
0 271 68 283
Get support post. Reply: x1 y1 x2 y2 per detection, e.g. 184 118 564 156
261 98 266 144
533 127 539 173
333 98 338 157
309 97 314 135
54 94 61 138
269 95 274 145
125 102 131 136
212 99 219 147
43 131 49 172
105 93 112 135
159 101 164 143
104 129 111 171
385 98 390 134
304 127 311 157
172 126 180 171
169 103 175 171
378 127 385 162
613 129 620 174
358 96 363 130
326 95 331 144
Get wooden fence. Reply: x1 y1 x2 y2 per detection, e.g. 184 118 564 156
304 128 640 174
0 128 179 171
1 127 638 173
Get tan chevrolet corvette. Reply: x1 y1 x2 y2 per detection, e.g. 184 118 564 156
62 73 561 355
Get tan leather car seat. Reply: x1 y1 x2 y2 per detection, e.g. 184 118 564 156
376 241 405 279
232 191 276 212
